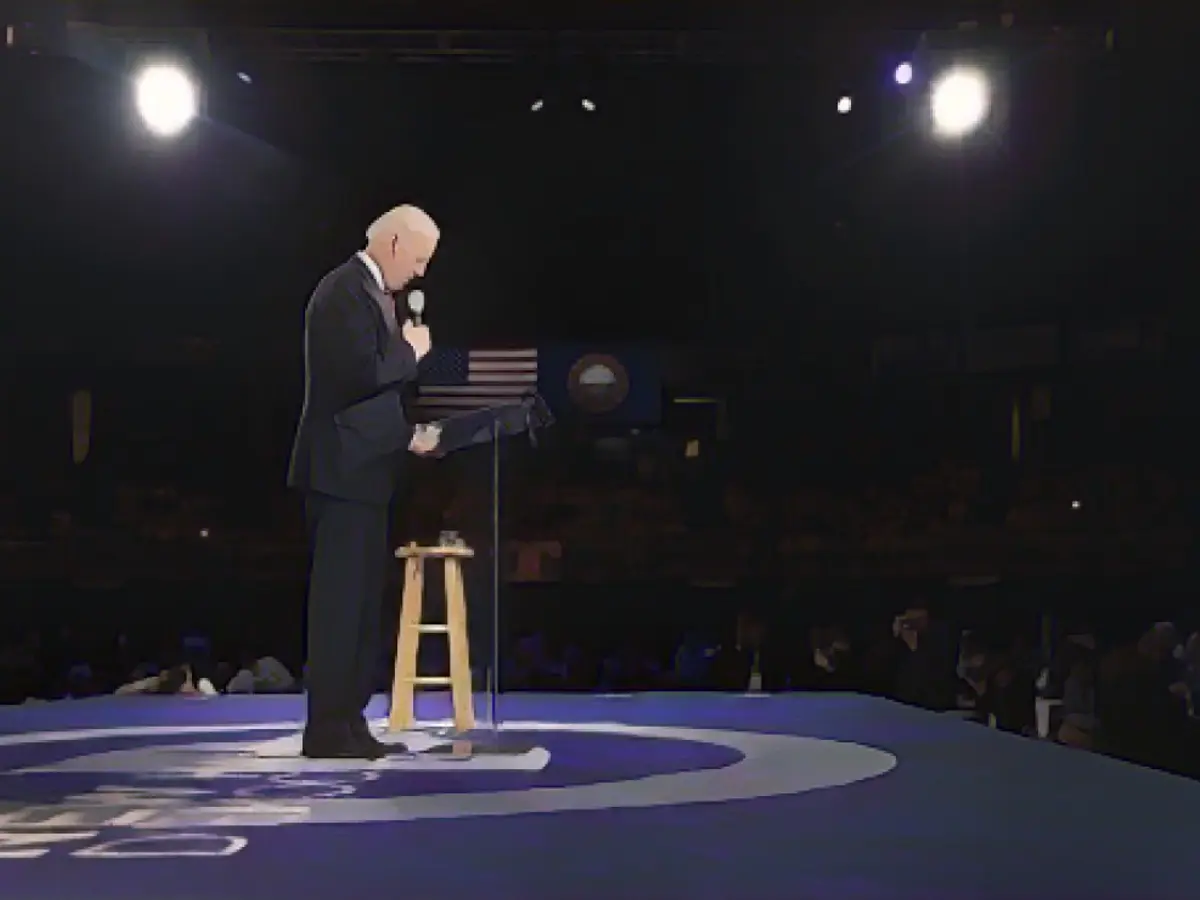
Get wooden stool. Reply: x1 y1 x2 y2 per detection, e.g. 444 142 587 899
389 542 475 733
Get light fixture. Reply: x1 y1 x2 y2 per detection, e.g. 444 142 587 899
929 66 990 140
133 62 199 138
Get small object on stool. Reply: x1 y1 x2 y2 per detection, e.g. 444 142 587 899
389 542 475 734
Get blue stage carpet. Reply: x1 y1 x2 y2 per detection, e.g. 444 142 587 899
1 692 1196 900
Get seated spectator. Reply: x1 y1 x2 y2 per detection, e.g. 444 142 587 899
1049 630 1099 748
795 625 858 691
115 664 216 696
66 663 100 699
560 644 597 691
708 642 752 691
507 632 564 690
857 630 903 697
892 604 957 711
1097 624 1190 771
672 631 719 689
225 656 296 694
709 612 771 692
1045 628 1095 697
600 643 661 692
1057 654 1098 748
1183 632 1200 715
956 635 989 713
0 637 40 704
956 634 1036 735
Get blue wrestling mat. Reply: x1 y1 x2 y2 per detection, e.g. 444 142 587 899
1 692 1197 900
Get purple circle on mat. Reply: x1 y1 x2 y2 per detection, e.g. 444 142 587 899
0 729 742 805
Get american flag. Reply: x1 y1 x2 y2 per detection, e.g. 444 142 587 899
415 348 539 418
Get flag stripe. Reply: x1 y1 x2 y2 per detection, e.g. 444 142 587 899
418 384 534 395
470 366 537 375
467 349 538 359
417 399 529 410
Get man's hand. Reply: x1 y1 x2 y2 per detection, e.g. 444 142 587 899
401 320 432 361
408 424 441 456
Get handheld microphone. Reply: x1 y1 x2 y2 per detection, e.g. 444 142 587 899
407 290 425 326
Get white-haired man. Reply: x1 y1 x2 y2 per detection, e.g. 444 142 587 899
288 205 441 759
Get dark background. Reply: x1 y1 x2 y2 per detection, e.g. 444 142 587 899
0 2 1196 684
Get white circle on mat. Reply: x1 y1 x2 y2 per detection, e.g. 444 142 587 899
0 721 897 826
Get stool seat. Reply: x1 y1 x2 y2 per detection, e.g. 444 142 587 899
395 545 475 559
388 541 475 733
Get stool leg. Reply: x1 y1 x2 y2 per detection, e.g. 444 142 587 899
389 558 424 732
444 558 475 733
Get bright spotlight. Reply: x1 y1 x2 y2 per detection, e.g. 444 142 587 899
836 96 852 114
530 98 544 112
133 63 199 138
894 62 913 85
581 98 596 112
929 66 990 140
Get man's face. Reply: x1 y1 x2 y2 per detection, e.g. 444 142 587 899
381 228 438 291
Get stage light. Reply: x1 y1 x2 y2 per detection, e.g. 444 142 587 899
237 72 252 84
929 66 990 140
837 96 852 114
894 62 913 85
133 63 199 138
530 99 544 112
581 98 596 112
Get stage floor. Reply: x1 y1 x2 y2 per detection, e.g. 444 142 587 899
1 692 1197 900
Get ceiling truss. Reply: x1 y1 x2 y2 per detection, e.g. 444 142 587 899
3 14 1109 67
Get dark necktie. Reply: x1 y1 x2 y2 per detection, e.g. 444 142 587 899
377 293 398 335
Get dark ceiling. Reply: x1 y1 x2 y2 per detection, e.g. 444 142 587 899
55 0 1117 31
0 0 1191 360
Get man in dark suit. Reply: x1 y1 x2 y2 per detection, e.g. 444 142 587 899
288 205 441 759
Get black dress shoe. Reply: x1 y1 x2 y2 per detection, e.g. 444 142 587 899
349 717 406 756
302 723 385 761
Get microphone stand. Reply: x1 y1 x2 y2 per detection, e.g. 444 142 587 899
489 417 501 733
419 394 549 746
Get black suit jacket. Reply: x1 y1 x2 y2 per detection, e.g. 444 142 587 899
287 256 418 505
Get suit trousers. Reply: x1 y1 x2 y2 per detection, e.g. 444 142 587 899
304 492 390 727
